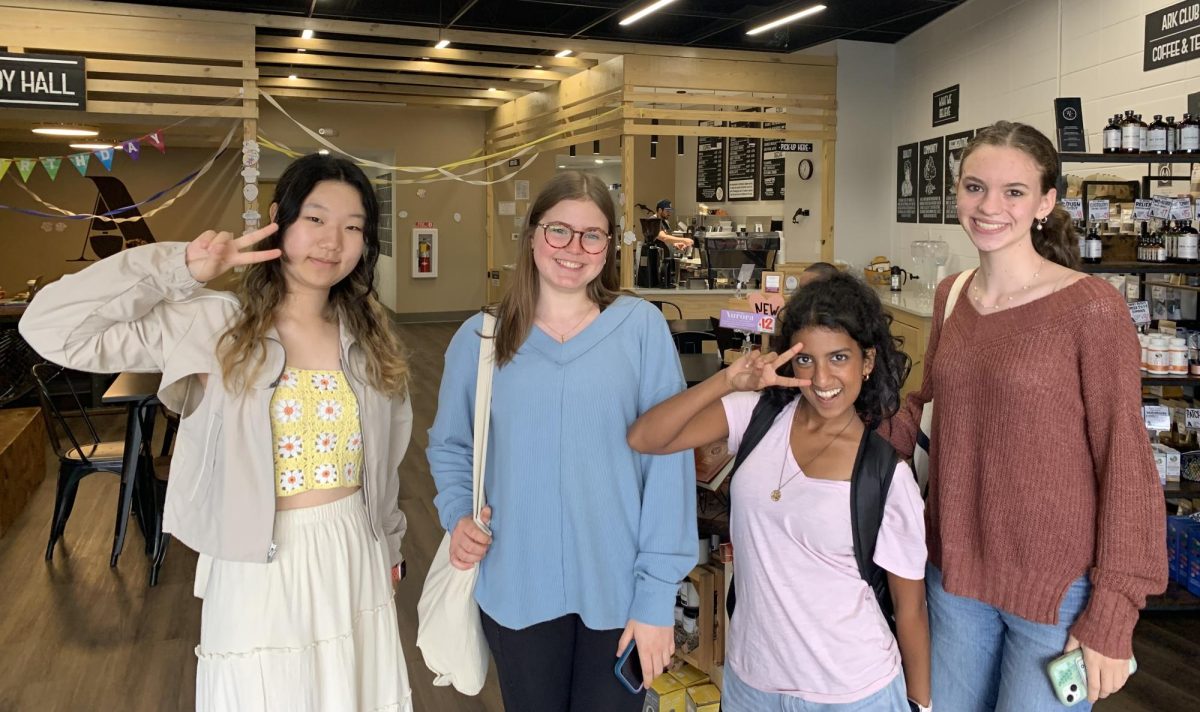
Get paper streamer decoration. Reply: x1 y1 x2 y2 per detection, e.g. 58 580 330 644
121 139 141 160
40 157 62 181
0 159 9 182
144 131 166 153
68 152 90 176
15 158 36 183
95 148 114 171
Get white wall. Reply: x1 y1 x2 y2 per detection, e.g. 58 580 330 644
881 0 1200 275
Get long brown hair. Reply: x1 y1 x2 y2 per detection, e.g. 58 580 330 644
960 121 1080 268
492 171 621 365
217 154 409 396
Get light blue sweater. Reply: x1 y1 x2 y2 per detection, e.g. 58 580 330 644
427 296 697 630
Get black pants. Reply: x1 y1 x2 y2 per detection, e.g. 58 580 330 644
481 610 646 712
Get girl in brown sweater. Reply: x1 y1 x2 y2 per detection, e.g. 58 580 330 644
880 122 1166 711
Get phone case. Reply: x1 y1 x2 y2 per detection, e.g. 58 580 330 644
1046 649 1137 706
613 641 643 694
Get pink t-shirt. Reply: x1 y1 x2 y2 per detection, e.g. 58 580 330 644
722 391 927 704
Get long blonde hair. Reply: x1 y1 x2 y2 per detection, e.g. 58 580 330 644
492 171 622 365
217 154 409 396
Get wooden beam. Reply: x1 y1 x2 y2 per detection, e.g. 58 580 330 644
625 124 835 141
87 79 246 99
22 1 837 66
257 65 539 93
83 100 255 118
87 58 256 80
625 107 834 126
258 77 518 101
625 92 836 111
264 87 500 110
256 35 593 71
256 51 564 82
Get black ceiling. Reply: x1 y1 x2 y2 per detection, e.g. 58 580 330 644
100 1 964 53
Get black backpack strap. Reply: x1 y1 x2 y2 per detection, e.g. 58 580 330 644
725 391 788 620
850 429 900 626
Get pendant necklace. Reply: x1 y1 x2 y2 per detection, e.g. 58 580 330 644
537 305 596 343
772 410 856 502
970 258 1045 311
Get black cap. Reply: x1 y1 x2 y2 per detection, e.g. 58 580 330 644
656 199 672 210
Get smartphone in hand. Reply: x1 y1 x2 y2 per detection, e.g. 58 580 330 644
1046 648 1137 706
614 640 644 694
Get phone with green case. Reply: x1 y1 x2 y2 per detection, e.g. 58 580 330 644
1046 648 1137 706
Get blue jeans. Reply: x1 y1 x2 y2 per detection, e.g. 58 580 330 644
927 563 1092 712
723 663 909 711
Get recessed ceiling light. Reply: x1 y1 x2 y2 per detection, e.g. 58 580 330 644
297 48 306 52
435 39 450 49
746 4 826 36
301 29 314 39
557 165 565 168
594 159 604 164
318 149 330 155
534 64 543 68
32 125 98 137
619 0 678 26
554 49 573 58
69 142 113 150
488 87 497 92
288 74 298 80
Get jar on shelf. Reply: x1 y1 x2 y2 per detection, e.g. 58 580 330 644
1169 337 1189 375
1147 335 1170 375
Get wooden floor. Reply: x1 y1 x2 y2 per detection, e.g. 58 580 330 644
0 320 1198 711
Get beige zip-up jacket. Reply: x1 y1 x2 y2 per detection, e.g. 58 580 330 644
19 242 411 565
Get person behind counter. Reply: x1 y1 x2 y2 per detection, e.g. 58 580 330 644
19 153 416 711
879 121 1166 710
427 170 696 711
628 272 931 712
655 199 695 252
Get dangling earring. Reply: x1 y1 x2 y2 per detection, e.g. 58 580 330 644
1036 216 1047 231
863 372 870 381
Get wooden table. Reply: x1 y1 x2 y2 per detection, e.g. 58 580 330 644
680 353 722 387
101 372 161 569
666 318 714 335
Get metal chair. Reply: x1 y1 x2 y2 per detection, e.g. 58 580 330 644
0 328 41 408
650 300 684 319
673 331 722 359
33 363 128 561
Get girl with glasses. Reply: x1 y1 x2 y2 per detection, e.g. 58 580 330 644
427 170 696 711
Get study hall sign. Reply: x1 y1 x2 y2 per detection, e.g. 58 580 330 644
0 52 86 110
1144 1 1200 71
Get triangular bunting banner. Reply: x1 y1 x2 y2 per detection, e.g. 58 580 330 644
68 152 90 176
144 131 166 153
15 158 36 182
95 148 114 171
40 157 62 181
121 139 141 160
0 158 10 182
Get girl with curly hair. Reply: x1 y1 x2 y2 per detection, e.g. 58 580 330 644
628 272 930 711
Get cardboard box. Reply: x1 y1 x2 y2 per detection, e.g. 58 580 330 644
686 683 722 712
669 662 710 689
644 673 687 712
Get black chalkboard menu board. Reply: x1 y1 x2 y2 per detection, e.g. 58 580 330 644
727 110 760 202
918 137 944 223
696 129 726 202
943 130 973 225
896 143 917 223
760 114 786 201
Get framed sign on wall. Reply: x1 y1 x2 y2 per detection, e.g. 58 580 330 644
412 227 438 278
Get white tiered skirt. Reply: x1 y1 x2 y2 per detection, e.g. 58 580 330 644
193 494 413 712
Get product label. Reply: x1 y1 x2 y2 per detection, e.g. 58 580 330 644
1121 124 1141 149
1085 240 1104 258
1104 129 1121 150
1153 196 1173 219
1187 408 1200 430
1133 199 1154 220
1089 199 1111 221
1129 300 1151 324
1179 234 1199 260
1147 128 1168 152
1144 405 1172 431
1171 198 1194 221
1061 198 1084 220
1182 125 1200 151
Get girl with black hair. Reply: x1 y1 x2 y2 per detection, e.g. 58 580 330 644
629 272 931 711
21 153 414 711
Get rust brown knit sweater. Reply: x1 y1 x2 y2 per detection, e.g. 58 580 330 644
880 272 1167 659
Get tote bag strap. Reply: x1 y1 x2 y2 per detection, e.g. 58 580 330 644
943 269 973 325
472 313 497 534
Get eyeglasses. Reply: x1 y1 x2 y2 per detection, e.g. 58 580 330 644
538 221 610 254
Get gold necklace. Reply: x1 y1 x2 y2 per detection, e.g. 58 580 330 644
772 410 856 502
537 305 596 343
970 258 1045 311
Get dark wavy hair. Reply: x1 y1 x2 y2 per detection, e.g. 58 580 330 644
763 272 911 427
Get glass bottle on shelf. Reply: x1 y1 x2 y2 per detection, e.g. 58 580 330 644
1166 116 1178 153
1120 110 1141 153
1178 220 1199 264
1103 116 1121 154
1083 223 1103 264
1147 115 1169 154
1136 114 1148 150
1180 114 1200 154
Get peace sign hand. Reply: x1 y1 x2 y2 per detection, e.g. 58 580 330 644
724 341 810 392
185 223 282 283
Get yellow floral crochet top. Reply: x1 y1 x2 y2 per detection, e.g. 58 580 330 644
269 367 364 497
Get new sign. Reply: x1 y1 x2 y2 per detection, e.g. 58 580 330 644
0 52 86 110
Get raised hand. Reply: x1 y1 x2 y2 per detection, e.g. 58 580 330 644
724 341 810 392
185 223 282 283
